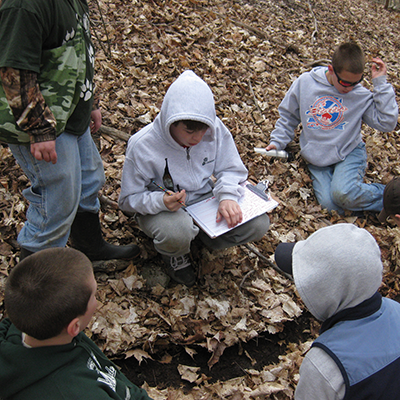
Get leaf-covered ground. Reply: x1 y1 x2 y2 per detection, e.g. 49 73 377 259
1 0 400 398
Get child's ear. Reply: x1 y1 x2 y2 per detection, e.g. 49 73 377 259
394 214 400 227
66 317 81 338
327 64 334 74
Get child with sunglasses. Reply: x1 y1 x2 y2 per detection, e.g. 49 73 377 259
266 41 398 214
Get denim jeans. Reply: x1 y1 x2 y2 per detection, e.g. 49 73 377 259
9 128 105 252
307 142 384 214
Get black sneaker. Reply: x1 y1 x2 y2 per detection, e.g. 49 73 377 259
162 254 196 287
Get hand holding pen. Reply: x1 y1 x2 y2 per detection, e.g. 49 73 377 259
152 181 187 210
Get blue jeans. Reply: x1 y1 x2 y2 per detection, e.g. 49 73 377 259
9 128 105 252
307 142 384 214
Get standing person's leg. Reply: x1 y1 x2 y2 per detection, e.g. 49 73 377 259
198 213 270 250
330 142 384 212
69 128 140 260
76 127 105 213
307 164 344 213
9 132 82 256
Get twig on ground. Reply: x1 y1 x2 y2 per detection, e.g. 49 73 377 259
307 0 318 41
241 243 294 284
99 194 119 210
90 0 112 58
192 4 285 49
240 269 256 289
284 58 330 73
99 125 131 141
248 79 263 116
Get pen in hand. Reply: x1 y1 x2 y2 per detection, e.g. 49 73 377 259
152 180 187 207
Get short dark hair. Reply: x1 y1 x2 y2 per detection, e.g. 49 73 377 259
173 120 209 131
332 42 365 74
5 248 94 340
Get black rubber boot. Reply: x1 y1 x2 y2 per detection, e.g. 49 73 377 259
69 211 140 261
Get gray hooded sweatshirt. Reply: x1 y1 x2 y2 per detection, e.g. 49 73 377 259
119 70 248 216
292 224 385 400
269 67 398 167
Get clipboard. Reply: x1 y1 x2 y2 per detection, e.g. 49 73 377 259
185 181 278 238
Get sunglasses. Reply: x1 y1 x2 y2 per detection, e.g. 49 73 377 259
333 67 364 87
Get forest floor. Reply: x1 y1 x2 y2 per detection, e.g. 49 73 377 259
1 0 400 399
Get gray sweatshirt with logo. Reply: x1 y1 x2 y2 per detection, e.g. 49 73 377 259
269 67 398 167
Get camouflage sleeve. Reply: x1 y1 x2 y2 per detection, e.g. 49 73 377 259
0 67 57 144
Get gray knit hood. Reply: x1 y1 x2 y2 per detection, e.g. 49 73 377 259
292 224 383 321
153 70 217 144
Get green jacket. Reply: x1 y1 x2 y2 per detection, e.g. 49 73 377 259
0 318 153 400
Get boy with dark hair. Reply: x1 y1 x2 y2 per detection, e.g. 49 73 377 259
274 224 400 400
266 42 398 214
119 70 270 287
0 248 152 400
331 41 365 74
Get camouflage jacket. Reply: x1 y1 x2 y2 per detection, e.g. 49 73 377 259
0 0 93 145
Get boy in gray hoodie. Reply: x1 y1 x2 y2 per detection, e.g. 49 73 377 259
266 42 398 214
119 70 269 286
274 224 400 400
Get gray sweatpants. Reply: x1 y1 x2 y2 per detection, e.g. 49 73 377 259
137 208 270 257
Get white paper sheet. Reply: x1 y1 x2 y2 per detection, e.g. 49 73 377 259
185 184 278 238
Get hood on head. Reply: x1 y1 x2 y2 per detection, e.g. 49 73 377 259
156 70 216 140
292 224 383 321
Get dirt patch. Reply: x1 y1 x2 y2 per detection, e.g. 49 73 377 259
115 311 316 390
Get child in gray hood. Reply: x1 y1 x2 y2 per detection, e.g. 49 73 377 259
275 223 400 400
119 70 269 286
